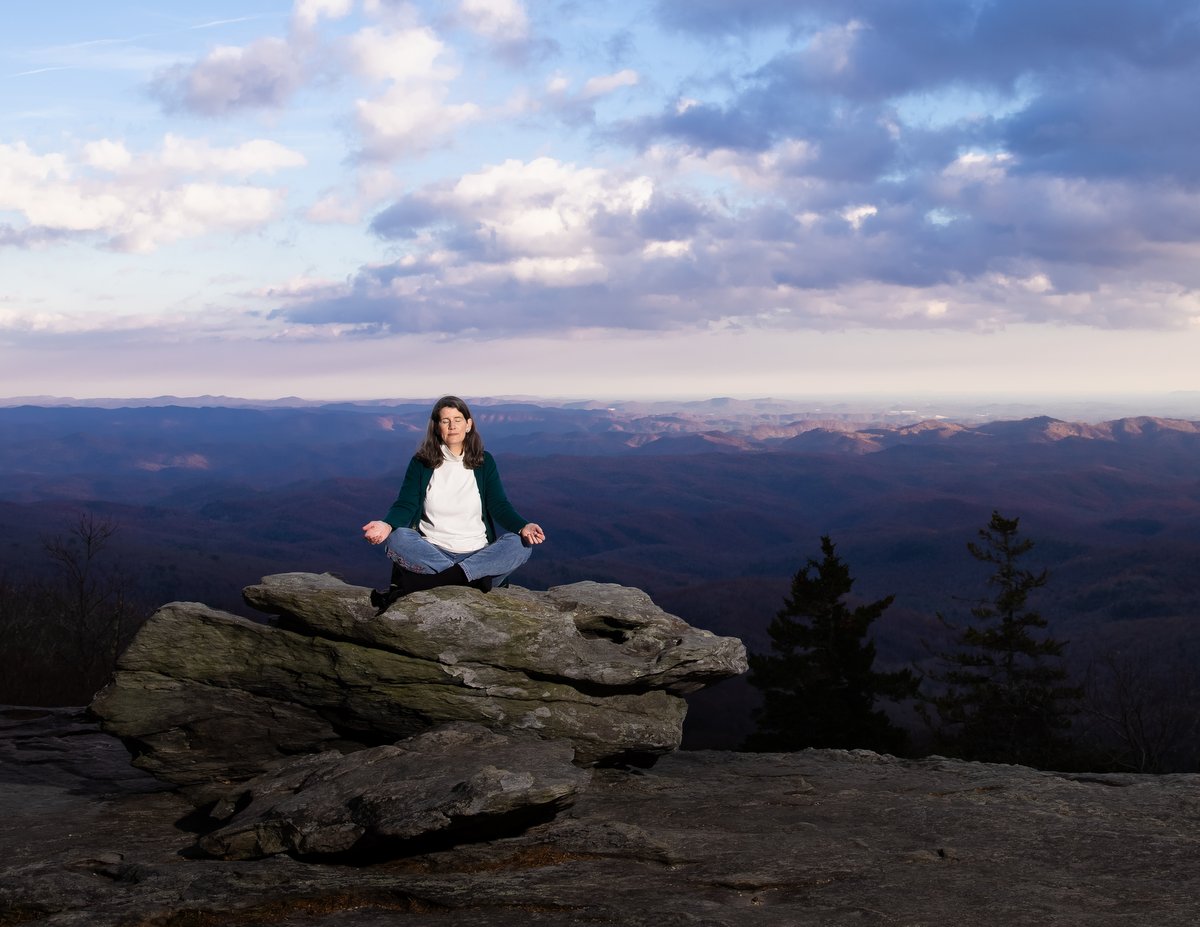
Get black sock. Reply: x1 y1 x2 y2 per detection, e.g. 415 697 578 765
370 562 409 611
445 564 490 591
400 568 444 592
442 564 469 586
393 563 485 596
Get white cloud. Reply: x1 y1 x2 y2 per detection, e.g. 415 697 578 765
348 26 452 83
448 158 654 257
938 150 1014 191
507 254 608 286
355 86 481 159
1 143 125 232
156 136 307 175
82 140 134 172
281 157 678 322
346 25 482 160
459 0 529 41
81 135 306 178
841 204 877 229
643 240 692 259
292 0 354 32
582 69 640 99
1 142 70 188
0 138 301 253
111 183 283 254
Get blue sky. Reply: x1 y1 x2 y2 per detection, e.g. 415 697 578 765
3 0 1199 401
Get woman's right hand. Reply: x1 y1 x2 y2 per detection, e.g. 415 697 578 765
362 520 392 545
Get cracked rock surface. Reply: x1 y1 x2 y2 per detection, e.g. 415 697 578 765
3 707 1199 926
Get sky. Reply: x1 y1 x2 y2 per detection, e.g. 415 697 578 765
2 0 1200 403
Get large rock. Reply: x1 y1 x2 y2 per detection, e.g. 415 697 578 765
198 723 590 860
90 575 746 798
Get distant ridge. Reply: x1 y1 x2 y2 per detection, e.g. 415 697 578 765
0 395 328 409
3 405 1199 484
4 393 1200 423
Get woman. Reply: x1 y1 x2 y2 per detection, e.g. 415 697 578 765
362 396 545 609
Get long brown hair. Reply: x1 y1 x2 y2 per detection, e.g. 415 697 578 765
414 395 485 469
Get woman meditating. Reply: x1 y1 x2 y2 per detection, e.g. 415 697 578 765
362 396 545 609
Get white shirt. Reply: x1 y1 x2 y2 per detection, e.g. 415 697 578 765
418 446 487 553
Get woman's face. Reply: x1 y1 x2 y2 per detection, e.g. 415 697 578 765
437 406 472 453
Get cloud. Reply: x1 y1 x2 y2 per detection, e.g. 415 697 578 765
292 0 355 32
82 135 306 177
0 137 303 253
0 223 79 249
540 68 644 127
637 1 1200 171
147 0 359 116
582 69 640 99
1001 63 1200 184
262 134 1200 338
305 166 402 225
459 0 530 42
346 25 482 160
150 36 307 115
349 25 453 82
353 86 482 160
13 0 1200 357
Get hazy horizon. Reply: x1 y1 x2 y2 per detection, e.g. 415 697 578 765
4 390 1200 425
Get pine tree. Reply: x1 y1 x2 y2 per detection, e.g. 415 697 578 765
744 536 917 754
920 511 1082 768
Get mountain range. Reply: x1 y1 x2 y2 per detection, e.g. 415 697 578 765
2 400 1198 746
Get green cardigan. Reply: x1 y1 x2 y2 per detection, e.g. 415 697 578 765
382 451 528 543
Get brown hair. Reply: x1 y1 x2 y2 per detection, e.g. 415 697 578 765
414 395 485 469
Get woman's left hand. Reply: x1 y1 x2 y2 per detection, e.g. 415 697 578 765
520 523 546 545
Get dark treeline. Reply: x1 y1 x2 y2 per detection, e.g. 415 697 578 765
742 512 1200 773
0 514 152 705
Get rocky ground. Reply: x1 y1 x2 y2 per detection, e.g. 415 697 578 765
3 706 1198 927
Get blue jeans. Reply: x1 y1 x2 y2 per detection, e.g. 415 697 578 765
384 527 532 586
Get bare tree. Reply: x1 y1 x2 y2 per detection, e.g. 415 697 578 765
0 513 150 704
1080 645 1200 773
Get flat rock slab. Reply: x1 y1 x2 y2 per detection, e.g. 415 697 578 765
198 723 590 860
3 711 1199 927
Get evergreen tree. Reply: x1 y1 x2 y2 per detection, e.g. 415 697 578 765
920 511 1082 768
744 536 917 754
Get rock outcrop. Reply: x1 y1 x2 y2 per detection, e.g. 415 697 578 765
198 723 589 861
90 575 747 802
4 706 1199 927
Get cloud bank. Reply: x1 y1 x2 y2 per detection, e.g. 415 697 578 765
5 0 1199 356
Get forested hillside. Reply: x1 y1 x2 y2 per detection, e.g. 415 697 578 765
2 402 1198 766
